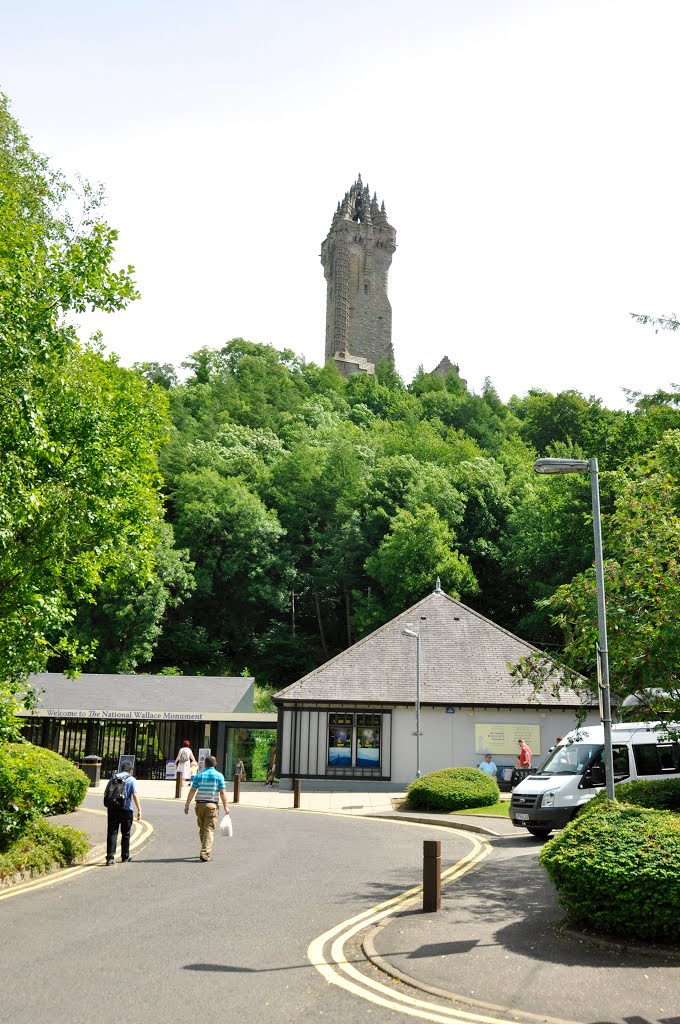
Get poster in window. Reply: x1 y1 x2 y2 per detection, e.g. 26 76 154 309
356 727 380 768
328 726 352 766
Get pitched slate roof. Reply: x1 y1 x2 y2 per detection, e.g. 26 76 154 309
26 672 254 717
274 590 588 708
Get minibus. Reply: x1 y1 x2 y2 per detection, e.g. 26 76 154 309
510 721 679 837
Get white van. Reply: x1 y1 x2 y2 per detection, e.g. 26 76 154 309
510 721 680 837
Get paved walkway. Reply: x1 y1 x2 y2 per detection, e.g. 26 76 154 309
78 778 517 836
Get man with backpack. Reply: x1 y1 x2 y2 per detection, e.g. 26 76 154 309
104 767 142 865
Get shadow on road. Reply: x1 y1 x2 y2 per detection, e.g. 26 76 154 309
434 849 680 970
134 856 200 863
183 958 365 974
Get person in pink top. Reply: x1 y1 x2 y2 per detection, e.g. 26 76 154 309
517 738 532 767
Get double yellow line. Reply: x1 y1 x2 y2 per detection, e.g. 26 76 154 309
0 810 154 902
308 824 579 1024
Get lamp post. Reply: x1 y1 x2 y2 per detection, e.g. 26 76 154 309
402 626 421 778
534 457 616 800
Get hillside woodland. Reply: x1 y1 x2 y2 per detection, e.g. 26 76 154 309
2 95 679 726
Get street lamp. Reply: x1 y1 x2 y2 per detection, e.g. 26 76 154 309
534 457 616 800
401 626 421 778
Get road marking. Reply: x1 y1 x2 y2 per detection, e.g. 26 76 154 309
0 815 154 901
308 826 580 1024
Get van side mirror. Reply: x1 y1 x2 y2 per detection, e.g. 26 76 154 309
588 764 605 788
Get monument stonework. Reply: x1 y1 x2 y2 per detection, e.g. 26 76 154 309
321 175 396 377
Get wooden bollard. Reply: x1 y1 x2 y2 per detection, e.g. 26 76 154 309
233 774 241 803
174 772 182 799
293 778 301 808
423 840 441 912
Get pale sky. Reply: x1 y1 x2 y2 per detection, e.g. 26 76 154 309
2 1 678 409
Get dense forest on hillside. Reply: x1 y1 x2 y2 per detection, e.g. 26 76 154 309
69 341 680 708
2 92 678 726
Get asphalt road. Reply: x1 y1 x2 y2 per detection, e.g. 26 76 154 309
0 794 474 1024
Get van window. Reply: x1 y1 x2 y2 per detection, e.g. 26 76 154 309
633 743 680 775
589 745 630 780
539 743 600 775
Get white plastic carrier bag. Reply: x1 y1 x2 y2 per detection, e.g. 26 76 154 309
219 814 233 838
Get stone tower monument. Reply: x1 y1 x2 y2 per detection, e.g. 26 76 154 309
320 175 396 376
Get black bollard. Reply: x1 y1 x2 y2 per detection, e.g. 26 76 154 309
293 778 301 808
233 774 241 804
423 840 441 912
174 772 182 799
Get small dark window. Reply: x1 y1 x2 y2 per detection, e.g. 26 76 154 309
363 284 368 295
633 743 680 775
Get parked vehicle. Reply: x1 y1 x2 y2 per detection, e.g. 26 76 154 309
510 721 680 837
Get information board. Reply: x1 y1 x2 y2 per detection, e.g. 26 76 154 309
474 724 541 756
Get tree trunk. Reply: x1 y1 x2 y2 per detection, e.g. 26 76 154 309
344 586 352 648
314 592 329 659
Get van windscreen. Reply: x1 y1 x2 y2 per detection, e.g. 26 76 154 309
537 743 602 776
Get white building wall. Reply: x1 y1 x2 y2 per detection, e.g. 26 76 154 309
389 706 601 785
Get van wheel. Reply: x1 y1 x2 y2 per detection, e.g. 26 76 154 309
527 827 552 838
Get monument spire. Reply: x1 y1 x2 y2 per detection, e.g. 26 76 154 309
320 177 396 377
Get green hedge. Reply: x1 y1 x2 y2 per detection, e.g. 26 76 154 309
614 778 680 811
0 743 88 848
0 818 89 881
540 802 680 942
406 768 499 812
582 778 680 817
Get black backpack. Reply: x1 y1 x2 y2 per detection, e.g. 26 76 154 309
103 773 127 809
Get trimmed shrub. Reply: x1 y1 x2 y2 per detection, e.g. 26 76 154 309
614 778 680 811
540 801 680 942
0 743 88 848
581 778 680 817
406 768 499 812
0 818 89 881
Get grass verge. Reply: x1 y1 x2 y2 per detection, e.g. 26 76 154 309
0 817 89 882
455 800 510 817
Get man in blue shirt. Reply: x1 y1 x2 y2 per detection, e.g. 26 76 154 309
478 753 498 779
184 755 230 861
106 770 142 865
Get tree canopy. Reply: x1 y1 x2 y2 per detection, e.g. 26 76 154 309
0 96 181 735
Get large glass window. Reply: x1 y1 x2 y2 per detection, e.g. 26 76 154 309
356 714 381 768
327 712 382 773
328 714 353 767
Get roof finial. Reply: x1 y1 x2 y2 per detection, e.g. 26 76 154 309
435 577 442 594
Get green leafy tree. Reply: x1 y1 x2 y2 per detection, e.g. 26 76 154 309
514 435 680 717
0 96 168 732
357 504 478 631
63 521 194 673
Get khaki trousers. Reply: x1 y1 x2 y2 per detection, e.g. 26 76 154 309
195 802 219 859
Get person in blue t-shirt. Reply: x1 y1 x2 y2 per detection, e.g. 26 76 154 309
184 755 230 861
478 753 498 779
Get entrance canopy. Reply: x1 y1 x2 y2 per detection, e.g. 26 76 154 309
19 673 276 779
21 671 258 721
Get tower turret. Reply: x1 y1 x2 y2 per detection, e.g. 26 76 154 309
320 175 397 376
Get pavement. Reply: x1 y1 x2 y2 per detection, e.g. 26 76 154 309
45 782 680 1024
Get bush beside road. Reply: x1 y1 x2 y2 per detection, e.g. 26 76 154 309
540 782 680 944
0 743 89 882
